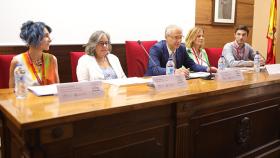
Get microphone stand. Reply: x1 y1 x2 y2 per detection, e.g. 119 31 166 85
195 51 215 80
137 40 160 75
256 51 266 66
201 70 215 80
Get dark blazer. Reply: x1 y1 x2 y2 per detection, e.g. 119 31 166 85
145 40 207 76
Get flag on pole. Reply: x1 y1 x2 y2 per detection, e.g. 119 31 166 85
266 0 277 64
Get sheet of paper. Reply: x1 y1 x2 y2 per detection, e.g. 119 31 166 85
57 81 104 103
189 72 211 79
265 64 280 75
152 74 187 91
28 84 57 96
103 77 152 86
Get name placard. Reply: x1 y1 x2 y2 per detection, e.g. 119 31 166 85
265 64 280 75
217 69 244 81
152 74 187 91
56 81 104 103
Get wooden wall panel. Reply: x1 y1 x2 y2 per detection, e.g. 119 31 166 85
196 0 255 48
197 25 253 48
195 0 212 25
238 0 254 4
236 3 254 26
197 25 234 48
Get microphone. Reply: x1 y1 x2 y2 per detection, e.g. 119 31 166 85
256 51 266 66
195 53 215 80
137 40 160 75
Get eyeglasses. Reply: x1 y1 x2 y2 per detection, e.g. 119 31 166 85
98 41 110 46
168 35 184 40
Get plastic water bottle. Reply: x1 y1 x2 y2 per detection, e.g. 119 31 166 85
218 55 226 71
254 51 260 72
166 58 175 75
14 64 27 99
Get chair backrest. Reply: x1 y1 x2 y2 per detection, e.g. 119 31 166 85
125 41 157 77
0 54 16 88
205 48 223 67
70 52 85 82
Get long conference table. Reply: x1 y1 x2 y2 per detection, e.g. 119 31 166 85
0 71 279 158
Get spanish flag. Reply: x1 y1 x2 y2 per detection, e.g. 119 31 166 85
266 0 277 64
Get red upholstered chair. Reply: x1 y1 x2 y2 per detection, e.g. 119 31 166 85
205 48 223 68
0 54 16 88
125 41 157 77
70 52 85 82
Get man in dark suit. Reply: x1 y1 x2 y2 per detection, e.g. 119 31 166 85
145 25 209 77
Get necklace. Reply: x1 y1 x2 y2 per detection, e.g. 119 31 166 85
32 59 43 66
26 52 46 85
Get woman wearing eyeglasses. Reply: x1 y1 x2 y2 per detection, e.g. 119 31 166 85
76 30 126 81
9 20 60 88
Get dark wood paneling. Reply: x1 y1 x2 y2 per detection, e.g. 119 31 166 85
175 125 189 158
0 44 127 83
175 83 280 158
12 105 174 158
191 103 279 158
74 126 170 158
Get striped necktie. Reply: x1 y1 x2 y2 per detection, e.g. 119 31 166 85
170 52 176 68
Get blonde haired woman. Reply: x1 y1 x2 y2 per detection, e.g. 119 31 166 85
185 27 210 66
185 27 217 72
